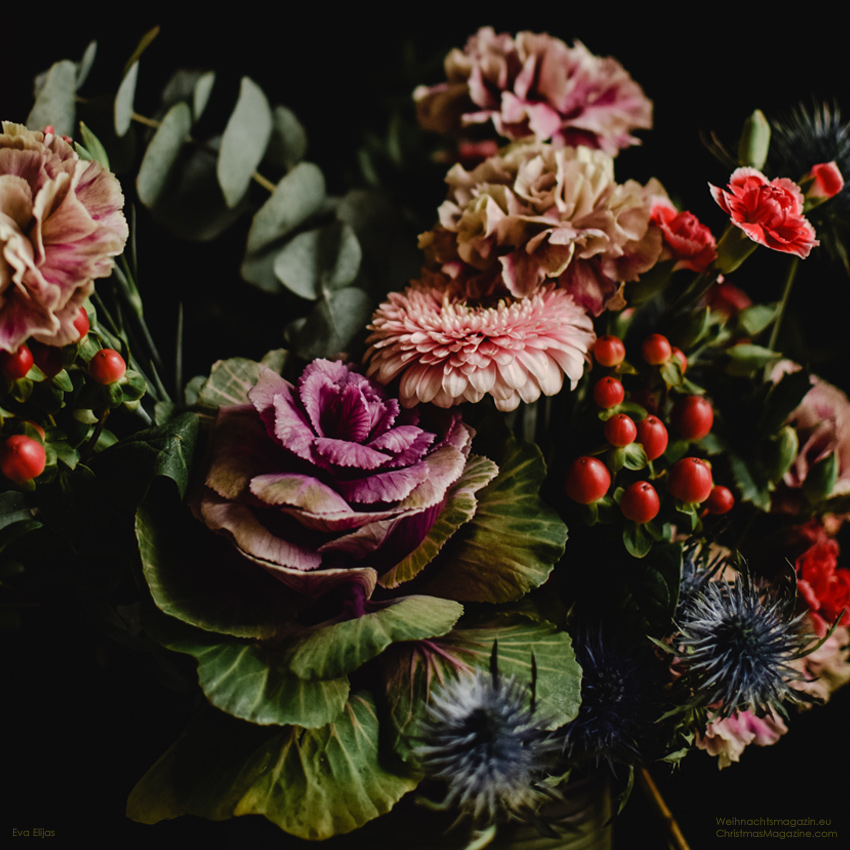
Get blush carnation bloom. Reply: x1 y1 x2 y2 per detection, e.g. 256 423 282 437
196 359 482 598
414 27 652 155
650 199 717 272
790 623 850 702
425 141 663 315
364 274 596 412
709 167 818 259
772 361 850 509
0 123 128 352
804 161 844 200
696 710 788 770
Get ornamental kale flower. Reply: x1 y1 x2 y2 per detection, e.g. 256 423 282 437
563 628 672 768
415 662 561 826
414 28 652 155
423 141 663 315
0 123 128 352
673 571 810 718
365 273 595 411
196 358 489 598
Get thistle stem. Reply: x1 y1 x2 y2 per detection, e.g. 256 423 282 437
768 256 799 353
638 767 692 850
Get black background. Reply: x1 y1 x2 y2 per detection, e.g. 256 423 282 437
5 12 850 849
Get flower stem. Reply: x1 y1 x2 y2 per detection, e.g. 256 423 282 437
638 767 692 850
768 256 799 353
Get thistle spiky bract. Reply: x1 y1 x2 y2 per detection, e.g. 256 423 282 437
673 568 811 719
414 646 562 829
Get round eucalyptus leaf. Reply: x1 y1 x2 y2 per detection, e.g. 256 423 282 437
27 60 77 137
217 76 272 208
264 104 308 171
273 221 362 300
114 61 139 137
136 101 191 208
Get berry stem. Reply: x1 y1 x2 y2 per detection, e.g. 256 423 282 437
767 256 799 353
638 767 693 850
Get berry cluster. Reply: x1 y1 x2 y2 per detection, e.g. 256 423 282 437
0 306 141 486
563 333 734 556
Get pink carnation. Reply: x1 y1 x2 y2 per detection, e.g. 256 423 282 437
0 123 128 352
364 274 595 412
414 28 652 155
651 200 717 272
709 167 818 259
696 710 788 769
805 161 844 199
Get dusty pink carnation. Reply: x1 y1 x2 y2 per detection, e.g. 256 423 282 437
424 141 663 315
696 709 788 769
710 167 818 259
0 123 128 352
771 362 850 511
364 273 596 412
414 28 652 155
790 622 850 702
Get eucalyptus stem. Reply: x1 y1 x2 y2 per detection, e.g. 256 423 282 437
768 256 799 352
638 767 692 850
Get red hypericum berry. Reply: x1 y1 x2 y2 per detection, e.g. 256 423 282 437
706 485 735 515
635 415 668 461
671 395 714 441
0 345 34 380
620 481 661 523
1 434 46 483
593 377 625 409
604 413 637 447
565 456 611 504
668 457 713 504
29 341 64 379
89 349 126 385
642 333 672 365
73 308 90 340
671 347 688 373
593 335 626 367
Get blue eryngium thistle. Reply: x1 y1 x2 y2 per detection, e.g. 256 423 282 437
414 656 561 827
563 628 671 768
673 571 810 719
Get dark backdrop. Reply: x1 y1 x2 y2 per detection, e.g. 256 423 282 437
5 13 850 850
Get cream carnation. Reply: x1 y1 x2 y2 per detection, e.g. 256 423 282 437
425 141 663 315
365 274 595 412
0 123 128 352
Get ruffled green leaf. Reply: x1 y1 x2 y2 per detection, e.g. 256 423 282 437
381 614 581 760
273 221 361 299
217 76 272 207
136 483 301 639
284 595 464 680
136 102 191 208
415 438 567 603
27 60 77 137
127 693 418 839
147 611 349 728
193 350 287 410
380 454 500 589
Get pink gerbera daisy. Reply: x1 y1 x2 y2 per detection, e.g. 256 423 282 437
364 274 595 412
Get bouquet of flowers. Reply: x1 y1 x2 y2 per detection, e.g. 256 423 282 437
5 23 850 849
